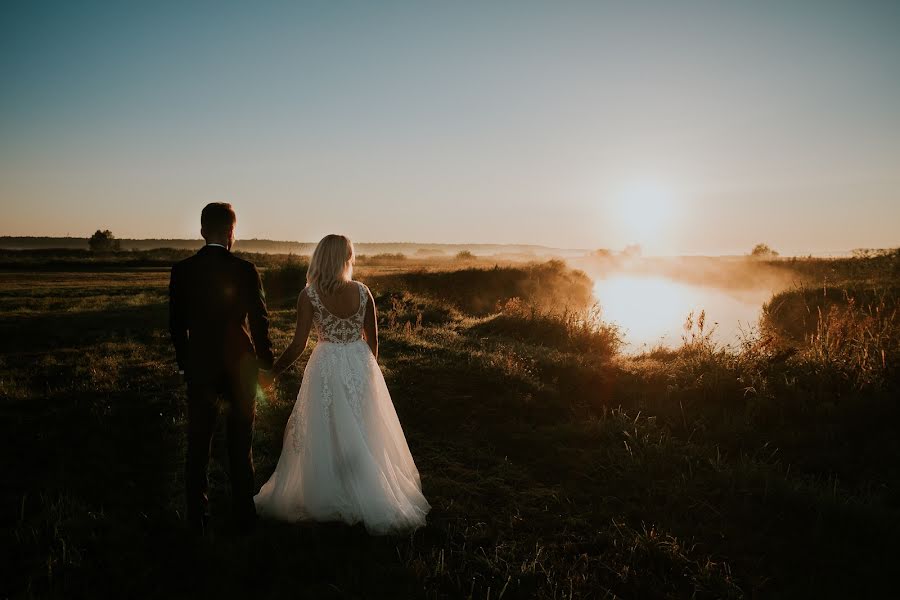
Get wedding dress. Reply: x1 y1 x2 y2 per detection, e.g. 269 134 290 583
254 281 430 534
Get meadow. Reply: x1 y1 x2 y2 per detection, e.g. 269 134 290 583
2 250 899 598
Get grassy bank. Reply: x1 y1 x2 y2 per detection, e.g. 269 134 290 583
3 256 899 598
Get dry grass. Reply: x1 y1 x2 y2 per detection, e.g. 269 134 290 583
2 253 899 598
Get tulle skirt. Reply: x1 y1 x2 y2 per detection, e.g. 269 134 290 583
254 339 430 534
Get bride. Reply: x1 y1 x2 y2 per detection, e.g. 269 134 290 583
254 234 430 534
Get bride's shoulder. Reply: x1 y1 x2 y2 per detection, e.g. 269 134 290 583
351 280 371 294
352 281 375 309
297 285 314 306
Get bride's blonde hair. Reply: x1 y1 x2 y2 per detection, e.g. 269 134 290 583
307 234 354 295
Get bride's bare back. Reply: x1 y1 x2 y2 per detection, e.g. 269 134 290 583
317 281 363 318
271 280 378 377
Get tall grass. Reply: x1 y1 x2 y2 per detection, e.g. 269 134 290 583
762 285 898 390
261 257 309 308
379 260 594 315
355 253 408 266
5 257 900 598
474 297 622 357
804 294 897 389
770 247 900 285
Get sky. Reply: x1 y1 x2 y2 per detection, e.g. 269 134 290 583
1 0 899 255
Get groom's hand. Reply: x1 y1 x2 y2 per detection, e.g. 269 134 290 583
258 369 276 394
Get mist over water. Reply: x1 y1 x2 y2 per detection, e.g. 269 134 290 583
593 275 775 351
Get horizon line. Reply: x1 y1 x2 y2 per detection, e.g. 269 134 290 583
1 234 896 258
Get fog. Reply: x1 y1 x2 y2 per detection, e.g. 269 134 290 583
571 255 799 350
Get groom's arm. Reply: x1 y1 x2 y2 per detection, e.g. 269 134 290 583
247 264 275 371
168 263 189 374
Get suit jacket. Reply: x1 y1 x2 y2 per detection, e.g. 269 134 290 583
169 245 274 382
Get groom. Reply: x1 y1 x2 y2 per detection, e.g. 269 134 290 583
168 202 275 534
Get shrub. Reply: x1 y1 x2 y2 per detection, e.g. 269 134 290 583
760 283 899 391
88 230 121 252
750 243 779 259
386 260 594 316
473 297 622 357
262 258 309 307
356 253 407 265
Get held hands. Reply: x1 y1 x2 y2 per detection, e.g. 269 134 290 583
258 369 276 396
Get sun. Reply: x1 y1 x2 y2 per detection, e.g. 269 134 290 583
615 181 674 240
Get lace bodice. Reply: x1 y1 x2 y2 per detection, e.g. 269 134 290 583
307 282 368 344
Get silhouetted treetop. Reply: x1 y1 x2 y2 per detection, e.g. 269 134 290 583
750 243 779 258
89 229 121 252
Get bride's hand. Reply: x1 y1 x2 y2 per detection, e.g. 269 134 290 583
258 369 276 394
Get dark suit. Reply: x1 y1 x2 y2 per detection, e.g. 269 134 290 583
168 244 274 531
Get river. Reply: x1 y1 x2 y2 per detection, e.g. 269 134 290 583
592 274 775 351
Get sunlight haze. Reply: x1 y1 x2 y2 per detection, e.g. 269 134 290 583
2 1 899 255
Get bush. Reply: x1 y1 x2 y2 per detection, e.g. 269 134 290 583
752 282 899 393
750 243 779 259
386 260 594 315
262 258 309 307
356 253 407 265
88 230 121 252
473 297 622 357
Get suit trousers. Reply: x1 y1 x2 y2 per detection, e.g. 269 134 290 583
185 361 258 531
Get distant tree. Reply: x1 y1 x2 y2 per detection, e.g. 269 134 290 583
622 244 642 258
591 248 613 258
750 243 779 259
455 250 476 261
89 229 121 252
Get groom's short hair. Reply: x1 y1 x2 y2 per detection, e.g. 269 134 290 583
201 202 237 237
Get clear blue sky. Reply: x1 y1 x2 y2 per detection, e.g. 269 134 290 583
2 0 899 254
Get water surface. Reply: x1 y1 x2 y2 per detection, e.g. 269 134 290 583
593 275 773 351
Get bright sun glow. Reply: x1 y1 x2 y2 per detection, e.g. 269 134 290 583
593 275 770 350
615 181 674 241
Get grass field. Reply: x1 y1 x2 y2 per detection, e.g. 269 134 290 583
3 252 899 598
